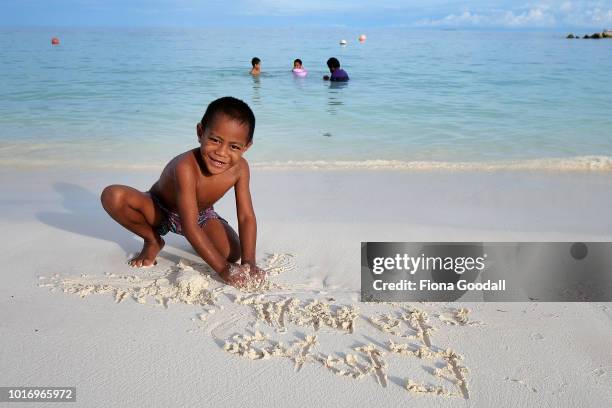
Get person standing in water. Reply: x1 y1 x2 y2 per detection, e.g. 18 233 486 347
250 57 261 76
323 57 349 82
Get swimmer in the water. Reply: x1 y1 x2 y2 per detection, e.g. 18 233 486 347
323 57 349 82
250 57 261 76
292 58 308 76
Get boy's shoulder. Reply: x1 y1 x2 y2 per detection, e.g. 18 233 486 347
232 157 251 179
237 157 250 175
172 149 199 173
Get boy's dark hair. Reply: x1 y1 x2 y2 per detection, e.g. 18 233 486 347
294 58 302 65
251 57 261 67
326 57 340 69
201 97 255 144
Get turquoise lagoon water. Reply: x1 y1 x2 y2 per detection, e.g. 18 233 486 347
1 28 611 169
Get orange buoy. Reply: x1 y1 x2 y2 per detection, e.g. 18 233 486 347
51 37 60 45
358 34 367 43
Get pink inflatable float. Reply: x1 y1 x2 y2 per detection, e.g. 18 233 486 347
292 68 308 77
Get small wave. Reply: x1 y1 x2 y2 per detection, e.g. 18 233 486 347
1 156 612 172
251 157 612 172
0 158 163 171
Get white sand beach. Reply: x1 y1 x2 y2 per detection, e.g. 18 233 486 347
1 167 611 407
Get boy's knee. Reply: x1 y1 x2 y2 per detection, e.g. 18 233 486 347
227 246 240 263
100 185 125 212
225 225 241 263
202 219 241 263
228 237 241 263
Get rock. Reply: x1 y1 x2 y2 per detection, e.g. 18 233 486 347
583 34 591 39
591 32 602 39
566 33 575 39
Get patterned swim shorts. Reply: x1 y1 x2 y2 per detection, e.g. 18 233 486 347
149 192 225 236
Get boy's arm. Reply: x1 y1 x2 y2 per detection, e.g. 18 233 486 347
174 160 229 274
235 160 257 266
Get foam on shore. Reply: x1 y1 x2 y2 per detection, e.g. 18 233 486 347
3 156 612 172
252 156 612 172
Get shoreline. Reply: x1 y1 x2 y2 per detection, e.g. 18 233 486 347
2 154 612 172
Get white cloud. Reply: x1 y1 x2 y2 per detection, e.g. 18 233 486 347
557 1 612 27
416 7 556 27
240 0 364 16
503 8 557 26
587 7 612 24
560 1 574 12
415 1 612 28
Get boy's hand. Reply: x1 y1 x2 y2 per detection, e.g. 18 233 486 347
243 262 267 282
219 263 248 287
220 263 266 288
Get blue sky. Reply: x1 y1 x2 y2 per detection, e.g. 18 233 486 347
2 0 611 29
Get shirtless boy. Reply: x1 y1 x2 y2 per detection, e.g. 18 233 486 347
101 97 264 287
250 57 261 76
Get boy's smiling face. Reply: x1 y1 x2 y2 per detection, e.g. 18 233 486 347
197 113 251 175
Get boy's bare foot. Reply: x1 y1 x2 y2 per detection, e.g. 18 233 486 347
129 237 165 268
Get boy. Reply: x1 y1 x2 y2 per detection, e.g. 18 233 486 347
323 57 349 82
250 57 261 76
101 97 264 288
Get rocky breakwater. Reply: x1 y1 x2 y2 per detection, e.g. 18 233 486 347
567 30 612 39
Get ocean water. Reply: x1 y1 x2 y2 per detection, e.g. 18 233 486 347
1 27 611 170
